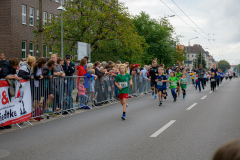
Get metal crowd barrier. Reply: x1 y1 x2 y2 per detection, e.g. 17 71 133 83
30 75 152 119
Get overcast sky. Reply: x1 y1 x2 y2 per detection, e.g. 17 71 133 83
120 0 240 65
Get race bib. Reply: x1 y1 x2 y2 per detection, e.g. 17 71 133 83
157 81 163 86
171 82 176 86
211 79 215 82
119 82 128 88
182 81 187 84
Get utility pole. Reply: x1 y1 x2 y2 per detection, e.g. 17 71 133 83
38 0 43 58
201 49 202 65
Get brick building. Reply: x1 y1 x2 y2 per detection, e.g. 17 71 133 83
0 0 63 60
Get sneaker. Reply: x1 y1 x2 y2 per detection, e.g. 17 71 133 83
152 91 154 96
164 96 167 99
154 95 157 99
173 98 177 102
166 92 168 96
84 106 91 109
121 114 126 120
159 102 162 106
126 104 128 108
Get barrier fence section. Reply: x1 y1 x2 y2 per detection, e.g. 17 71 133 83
30 75 152 120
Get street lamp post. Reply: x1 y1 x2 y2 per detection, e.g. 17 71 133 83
188 37 198 67
57 2 66 59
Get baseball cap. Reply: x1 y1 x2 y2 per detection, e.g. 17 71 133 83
65 54 71 58
135 64 140 67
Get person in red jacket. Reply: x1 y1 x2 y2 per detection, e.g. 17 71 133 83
77 58 87 85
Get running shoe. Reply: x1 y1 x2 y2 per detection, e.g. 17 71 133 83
121 114 126 120
164 96 167 99
154 95 157 99
166 92 168 96
173 98 177 102
126 104 128 108
152 91 154 96
159 102 162 106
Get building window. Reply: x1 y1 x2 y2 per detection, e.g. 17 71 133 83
49 14 53 23
43 12 47 26
29 42 34 56
22 5 27 24
36 43 39 57
37 10 39 23
29 7 34 26
22 41 26 58
43 44 47 57
49 46 52 55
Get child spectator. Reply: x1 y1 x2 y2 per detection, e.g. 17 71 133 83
78 78 88 108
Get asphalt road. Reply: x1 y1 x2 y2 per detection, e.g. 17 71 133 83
1 78 240 160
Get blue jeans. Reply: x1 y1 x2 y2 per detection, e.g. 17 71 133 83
80 94 88 106
171 88 177 99
198 78 204 91
64 79 73 97
195 81 198 89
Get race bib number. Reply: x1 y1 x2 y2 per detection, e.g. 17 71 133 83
171 82 176 86
211 79 215 82
157 81 163 86
119 82 128 88
182 81 187 84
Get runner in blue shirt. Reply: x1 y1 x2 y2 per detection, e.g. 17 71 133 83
155 67 168 106
217 70 221 87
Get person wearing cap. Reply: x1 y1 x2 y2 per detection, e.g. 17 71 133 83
62 54 76 102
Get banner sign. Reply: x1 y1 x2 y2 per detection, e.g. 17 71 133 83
0 80 32 127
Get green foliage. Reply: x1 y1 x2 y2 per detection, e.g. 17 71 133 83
218 60 231 72
193 51 207 69
132 12 178 67
38 0 147 63
233 64 240 72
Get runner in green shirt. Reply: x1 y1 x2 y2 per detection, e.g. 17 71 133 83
180 74 188 99
115 64 132 120
168 71 178 102
175 68 182 97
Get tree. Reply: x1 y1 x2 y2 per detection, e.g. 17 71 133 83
36 0 147 63
193 51 206 69
132 12 178 67
233 64 240 72
218 60 230 72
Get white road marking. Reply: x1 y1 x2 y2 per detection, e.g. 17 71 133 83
150 120 176 138
201 95 207 99
209 91 212 93
186 103 198 110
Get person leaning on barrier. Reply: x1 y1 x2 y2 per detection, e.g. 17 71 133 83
51 54 65 78
0 57 21 81
0 53 6 72
33 58 47 110
212 139 240 160
18 56 36 80
42 59 55 114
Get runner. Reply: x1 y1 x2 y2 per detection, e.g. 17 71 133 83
148 60 158 99
220 70 224 83
196 64 205 92
229 71 232 81
180 74 188 99
217 69 221 87
225 71 229 81
210 73 217 92
190 71 195 85
168 71 178 102
175 68 182 97
115 64 132 120
155 68 168 106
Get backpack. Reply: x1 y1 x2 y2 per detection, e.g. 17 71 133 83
32 107 43 121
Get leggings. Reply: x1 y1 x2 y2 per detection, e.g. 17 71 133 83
171 88 177 99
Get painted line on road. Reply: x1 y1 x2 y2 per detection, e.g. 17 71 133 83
186 103 197 110
209 91 212 93
150 120 176 138
201 95 207 99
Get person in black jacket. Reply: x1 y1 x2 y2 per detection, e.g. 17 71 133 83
0 53 6 72
18 56 36 80
210 73 217 92
148 60 159 98
42 59 55 114
1 57 21 81
62 54 75 98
